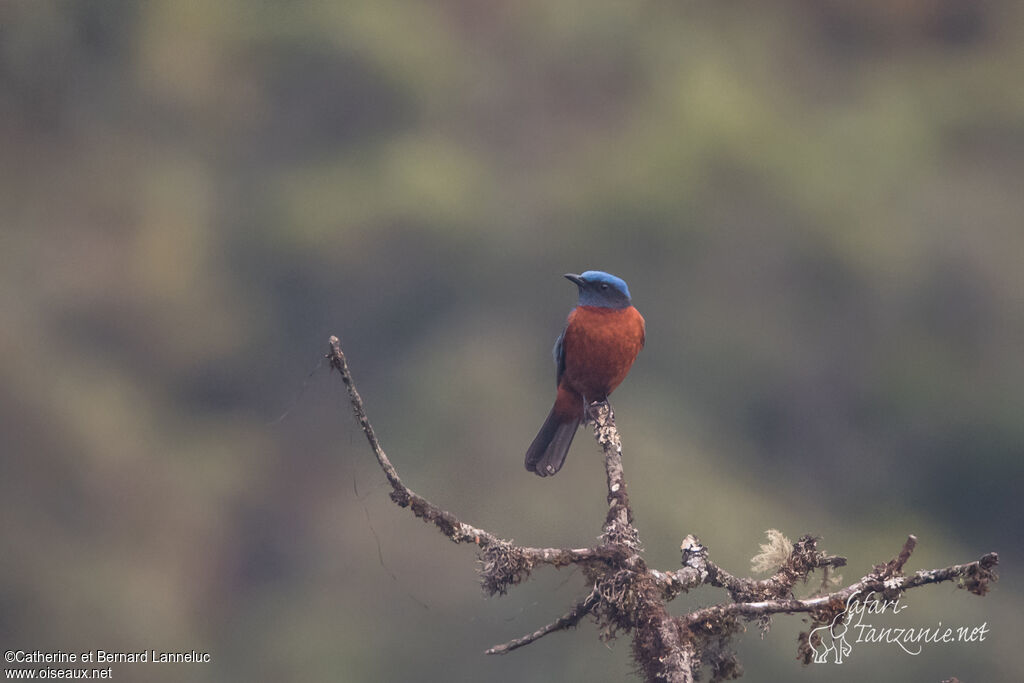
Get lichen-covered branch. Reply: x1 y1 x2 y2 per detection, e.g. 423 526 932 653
685 536 998 626
327 336 999 683
328 337 495 544
327 336 604 572
587 401 633 533
655 534 848 604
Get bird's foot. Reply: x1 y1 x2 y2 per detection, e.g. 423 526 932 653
584 399 611 426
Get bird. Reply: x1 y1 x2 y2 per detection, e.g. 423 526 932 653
525 271 645 477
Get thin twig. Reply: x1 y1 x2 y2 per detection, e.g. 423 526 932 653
327 336 402 494
485 590 600 655
886 534 918 575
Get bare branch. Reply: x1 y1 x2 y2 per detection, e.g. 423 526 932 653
485 590 600 655
884 534 918 576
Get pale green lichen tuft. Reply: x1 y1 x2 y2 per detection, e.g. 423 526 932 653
750 529 793 575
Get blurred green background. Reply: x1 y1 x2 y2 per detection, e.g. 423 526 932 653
2 1 1022 681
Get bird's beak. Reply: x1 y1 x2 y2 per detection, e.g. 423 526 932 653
564 273 585 287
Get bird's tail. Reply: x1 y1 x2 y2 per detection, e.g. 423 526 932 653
525 407 581 477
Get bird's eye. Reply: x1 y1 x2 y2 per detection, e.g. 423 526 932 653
601 283 609 290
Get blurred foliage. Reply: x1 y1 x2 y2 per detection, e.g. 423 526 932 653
2 1 1022 681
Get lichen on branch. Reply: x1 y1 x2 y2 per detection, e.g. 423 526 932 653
327 336 998 683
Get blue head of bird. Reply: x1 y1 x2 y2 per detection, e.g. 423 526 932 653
564 271 632 309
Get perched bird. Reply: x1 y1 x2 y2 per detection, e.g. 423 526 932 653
525 271 645 477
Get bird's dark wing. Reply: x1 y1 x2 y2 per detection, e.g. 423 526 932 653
553 327 567 384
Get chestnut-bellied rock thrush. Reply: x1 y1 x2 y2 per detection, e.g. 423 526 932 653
525 271 645 477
